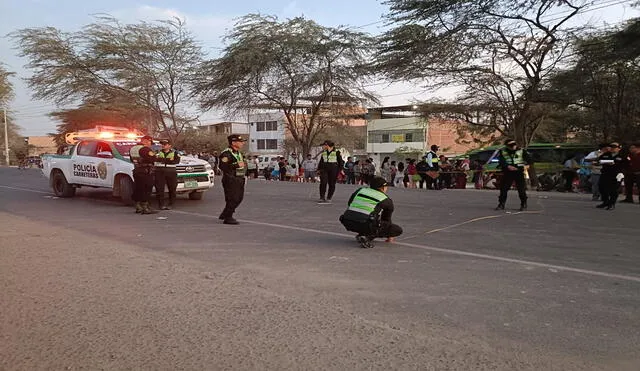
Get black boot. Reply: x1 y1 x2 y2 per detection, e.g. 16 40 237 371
596 203 607 209
223 217 239 225
495 202 505 210
141 202 158 214
519 201 527 211
134 202 143 214
606 204 616 210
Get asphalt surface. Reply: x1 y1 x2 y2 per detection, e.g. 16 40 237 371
1 167 639 370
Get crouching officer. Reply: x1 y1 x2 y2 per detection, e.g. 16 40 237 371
339 176 403 248
130 135 157 214
218 134 247 225
155 139 180 210
496 139 532 211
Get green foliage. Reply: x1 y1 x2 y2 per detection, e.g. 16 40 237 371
193 14 378 156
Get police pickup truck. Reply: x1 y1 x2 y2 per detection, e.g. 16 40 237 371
41 127 214 204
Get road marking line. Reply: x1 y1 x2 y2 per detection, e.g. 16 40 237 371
400 210 543 241
0 185 51 194
3 184 638 283
169 210 640 283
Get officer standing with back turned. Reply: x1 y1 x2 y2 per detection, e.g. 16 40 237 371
154 139 180 210
218 134 247 225
130 135 158 214
495 139 532 211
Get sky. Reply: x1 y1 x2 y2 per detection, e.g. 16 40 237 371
1 0 639 136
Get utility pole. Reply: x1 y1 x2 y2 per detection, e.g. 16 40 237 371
3 107 8 166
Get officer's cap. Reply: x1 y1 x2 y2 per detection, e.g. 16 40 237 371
430 144 439 151
369 176 388 190
609 142 620 148
228 134 247 143
141 135 153 141
505 139 517 146
321 140 334 147
159 139 171 145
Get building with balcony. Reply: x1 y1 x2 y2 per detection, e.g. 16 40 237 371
199 122 249 136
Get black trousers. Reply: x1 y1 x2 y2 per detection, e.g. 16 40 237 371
599 174 619 206
376 222 403 238
133 170 154 203
418 173 428 189
155 169 178 206
623 172 637 200
498 170 527 204
319 167 339 200
221 175 245 219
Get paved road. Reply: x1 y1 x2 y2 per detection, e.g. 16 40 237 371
1 167 639 370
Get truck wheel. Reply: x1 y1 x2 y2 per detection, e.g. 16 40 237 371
52 171 76 198
188 191 204 200
119 176 135 206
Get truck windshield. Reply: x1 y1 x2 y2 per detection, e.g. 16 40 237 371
112 141 139 157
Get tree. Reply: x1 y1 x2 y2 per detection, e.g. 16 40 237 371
192 14 378 156
543 22 640 142
376 0 587 147
12 16 204 142
0 64 25 165
47 98 152 147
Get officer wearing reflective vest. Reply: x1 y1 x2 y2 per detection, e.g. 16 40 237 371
317 140 344 204
340 176 403 248
154 139 180 210
425 144 440 189
218 134 247 225
496 139 532 211
130 135 158 214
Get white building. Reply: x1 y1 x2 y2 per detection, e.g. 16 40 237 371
367 117 428 155
248 112 287 154
199 122 249 135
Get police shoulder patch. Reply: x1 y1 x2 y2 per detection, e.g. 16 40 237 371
221 157 229 163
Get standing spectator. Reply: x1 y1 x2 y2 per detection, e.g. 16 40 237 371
278 157 287 181
353 160 362 185
361 159 376 185
345 157 356 184
394 162 405 188
425 145 440 189
438 156 453 189
562 154 580 192
597 142 625 210
471 159 483 189
406 159 418 188
302 154 318 183
317 140 344 204
416 157 429 189
584 143 608 201
380 156 391 184
621 143 640 203
246 155 258 179
389 161 397 187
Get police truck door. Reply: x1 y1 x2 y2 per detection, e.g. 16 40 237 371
71 141 99 186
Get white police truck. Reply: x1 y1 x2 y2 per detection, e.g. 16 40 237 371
41 126 215 204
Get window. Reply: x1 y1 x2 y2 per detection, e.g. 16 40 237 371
77 141 97 156
405 133 413 142
256 122 265 131
381 134 390 143
265 121 278 131
257 139 278 150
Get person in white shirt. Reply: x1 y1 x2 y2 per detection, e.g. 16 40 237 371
302 154 318 183
584 143 609 201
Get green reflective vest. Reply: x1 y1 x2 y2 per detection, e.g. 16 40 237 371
428 151 439 164
155 150 177 168
501 149 525 166
225 148 246 176
322 150 338 163
348 187 388 216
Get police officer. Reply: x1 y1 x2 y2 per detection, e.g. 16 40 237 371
130 135 157 214
495 139 532 211
317 140 344 204
218 134 247 225
425 144 440 189
154 139 180 210
339 176 403 248
596 142 625 210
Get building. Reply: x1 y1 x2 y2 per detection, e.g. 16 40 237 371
247 112 287 154
26 136 58 156
198 122 249 136
366 105 486 162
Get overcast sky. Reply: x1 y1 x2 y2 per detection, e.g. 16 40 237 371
1 0 638 136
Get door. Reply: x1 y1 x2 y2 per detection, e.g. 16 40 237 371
71 141 99 186
94 141 115 188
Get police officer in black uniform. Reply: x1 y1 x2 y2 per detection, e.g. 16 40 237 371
496 139 532 211
130 135 157 214
339 176 403 248
154 139 180 210
218 134 247 225
596 142 625 210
